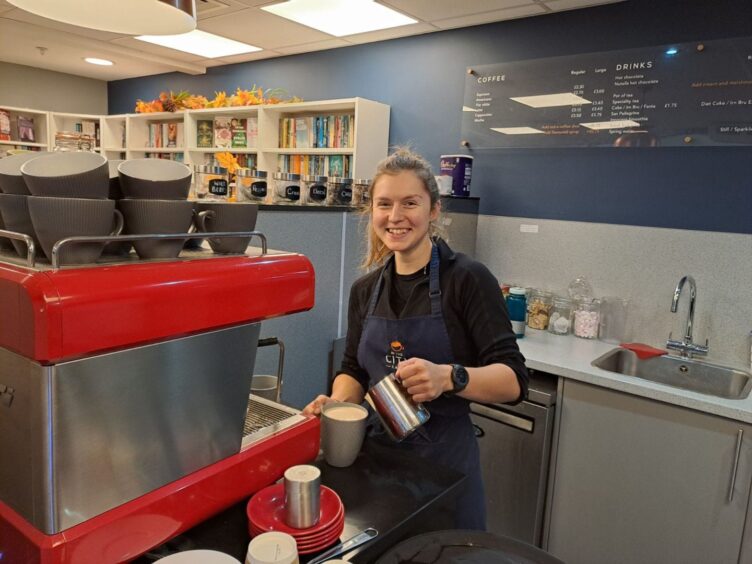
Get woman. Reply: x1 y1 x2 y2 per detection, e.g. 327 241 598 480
303 148 528 530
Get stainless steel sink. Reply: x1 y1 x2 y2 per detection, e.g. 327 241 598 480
591 348 752 400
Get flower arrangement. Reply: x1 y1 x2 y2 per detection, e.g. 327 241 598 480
135 86 302 113
215 152 241 202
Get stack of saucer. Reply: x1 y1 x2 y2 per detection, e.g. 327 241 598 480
246 484 344 555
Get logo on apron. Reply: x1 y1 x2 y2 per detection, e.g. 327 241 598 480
385 340 405 371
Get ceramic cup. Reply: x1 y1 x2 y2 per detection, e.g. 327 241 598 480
321 402 368 468
0 193 43 257
0 151 51 195
28 196 123 264
0 212 16 252
158 550 241 563
194 201 258 254
246 532 299 564
118 158 192 200
21 151 109 199
117 198 194 259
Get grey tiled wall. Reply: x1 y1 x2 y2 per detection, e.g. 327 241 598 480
477 216 752 367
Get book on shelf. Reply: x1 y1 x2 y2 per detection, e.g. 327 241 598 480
145 152 184 162
295 117 310 148
167 122 178 148
81 120 99 144
214 117 232 149
247 117 258 148
277 154 351 176
197 120 213 148
0 109 11 141
17 116 35 143
327 154 344 177
231 118 247 148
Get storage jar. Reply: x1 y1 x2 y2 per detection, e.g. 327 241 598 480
236 168 268 202
573 298 601 339
194 165 229 200
507 287 527 339
548 297 573 336
352 178 371 206
272 172 301 204
301 174 328 205
527 289 553 330
326 177 353 206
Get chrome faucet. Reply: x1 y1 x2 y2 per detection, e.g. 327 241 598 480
666 275 708 358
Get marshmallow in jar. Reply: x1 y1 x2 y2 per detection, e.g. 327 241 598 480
573 298 601 339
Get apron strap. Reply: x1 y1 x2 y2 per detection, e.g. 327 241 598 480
366 244 443 317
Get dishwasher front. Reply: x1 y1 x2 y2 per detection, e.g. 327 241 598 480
470 370 557 547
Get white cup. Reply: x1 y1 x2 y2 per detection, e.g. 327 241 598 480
158 550 241 563
246 532 299 564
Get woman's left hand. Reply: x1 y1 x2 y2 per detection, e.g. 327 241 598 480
395 357 450 403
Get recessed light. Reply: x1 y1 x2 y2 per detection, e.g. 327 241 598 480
84 57 114 66
136 30 261 58
510 93 592 108
262 0 417 37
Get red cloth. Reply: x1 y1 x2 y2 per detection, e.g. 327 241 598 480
620 342 667 360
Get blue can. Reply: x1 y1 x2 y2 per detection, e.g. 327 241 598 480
507 287 527 338
439 154 473 197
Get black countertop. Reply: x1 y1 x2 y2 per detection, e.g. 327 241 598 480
135 438 464 563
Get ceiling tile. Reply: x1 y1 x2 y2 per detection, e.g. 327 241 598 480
543 0 624 11
2 7 128 41
432 4 546 29
274 38 351 56
380 0 536 21
109 36 213 63
343 22 437 45
195 0 256 20
208 49 281 64
198 7 333 49
228 0 282 6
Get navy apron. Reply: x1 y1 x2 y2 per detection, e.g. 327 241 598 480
356 244 486 530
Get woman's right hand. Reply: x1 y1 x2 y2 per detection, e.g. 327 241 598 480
302 394 336 416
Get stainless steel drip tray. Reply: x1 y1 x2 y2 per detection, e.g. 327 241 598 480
242 395 306 449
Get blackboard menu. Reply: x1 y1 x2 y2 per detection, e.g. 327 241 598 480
461 36 752 148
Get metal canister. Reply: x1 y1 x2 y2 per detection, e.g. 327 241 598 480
366 373 430 442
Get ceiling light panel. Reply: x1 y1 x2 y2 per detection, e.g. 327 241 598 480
261 0 417 37
136 29 261 58
84 57 114 66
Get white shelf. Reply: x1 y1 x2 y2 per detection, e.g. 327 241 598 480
1 98 390 179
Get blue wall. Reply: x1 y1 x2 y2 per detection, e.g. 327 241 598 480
109 0 752 234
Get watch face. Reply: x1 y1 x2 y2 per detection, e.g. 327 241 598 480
452 364 469 391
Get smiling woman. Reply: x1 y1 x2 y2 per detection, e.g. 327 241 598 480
303 147 529 532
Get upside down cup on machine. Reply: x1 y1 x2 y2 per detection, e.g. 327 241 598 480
118 198 194 259
0 193 43 257
194 201 258 254
0 151 51 195
20 151 109 199
118 158 192 200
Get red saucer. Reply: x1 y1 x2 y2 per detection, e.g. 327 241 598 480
250 510 343 542
247 484 344 537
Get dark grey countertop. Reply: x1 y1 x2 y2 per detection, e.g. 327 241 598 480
135 438 465 563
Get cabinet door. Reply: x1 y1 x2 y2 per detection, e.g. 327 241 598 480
547 380 752 564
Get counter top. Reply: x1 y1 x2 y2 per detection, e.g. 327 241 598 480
134 439 464 562
518 330 752 424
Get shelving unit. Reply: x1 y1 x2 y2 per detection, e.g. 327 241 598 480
0 106 49 156
0 97 390 180
48 112 102 150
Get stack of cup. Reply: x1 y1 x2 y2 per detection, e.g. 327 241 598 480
283 464 321 529
246 531 299 564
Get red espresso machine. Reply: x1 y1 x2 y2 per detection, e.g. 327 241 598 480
0 236 320 563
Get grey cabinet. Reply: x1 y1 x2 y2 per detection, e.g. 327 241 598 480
546 380 752 564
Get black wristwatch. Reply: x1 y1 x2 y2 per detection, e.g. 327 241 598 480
446 364 469 395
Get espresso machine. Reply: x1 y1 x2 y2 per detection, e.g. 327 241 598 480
0 235 320 563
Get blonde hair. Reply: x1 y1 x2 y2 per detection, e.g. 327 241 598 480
361 147 444 269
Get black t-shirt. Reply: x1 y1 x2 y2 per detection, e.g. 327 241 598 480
340 238 529 404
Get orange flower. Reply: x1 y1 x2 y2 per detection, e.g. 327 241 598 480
215 152 240 175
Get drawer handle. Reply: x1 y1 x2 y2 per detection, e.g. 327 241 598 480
728 429 743 503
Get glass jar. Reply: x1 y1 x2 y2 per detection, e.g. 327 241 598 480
573 298 601 339
507 287 527 339
194 165 229 200
272 172 301 204
326 177 353 206
352 178 371 206
527 289 553 330
599 296 631 344
236 168 268 202
301 174 328 205
548 297 573 336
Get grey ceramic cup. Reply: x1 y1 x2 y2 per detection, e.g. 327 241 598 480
194 202 258 254
321 402 368 468
28 196 123 264
118 159 191 200
0 213 15 252
0 193 43 257
21 152 109 199
117 198 194 259
0 151 51 195
107 159 124 200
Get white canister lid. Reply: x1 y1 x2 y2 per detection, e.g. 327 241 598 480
509 287 527 296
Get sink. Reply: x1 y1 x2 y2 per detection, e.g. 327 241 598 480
591 348 752 400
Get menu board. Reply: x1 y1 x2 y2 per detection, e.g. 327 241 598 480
461 36 752 148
